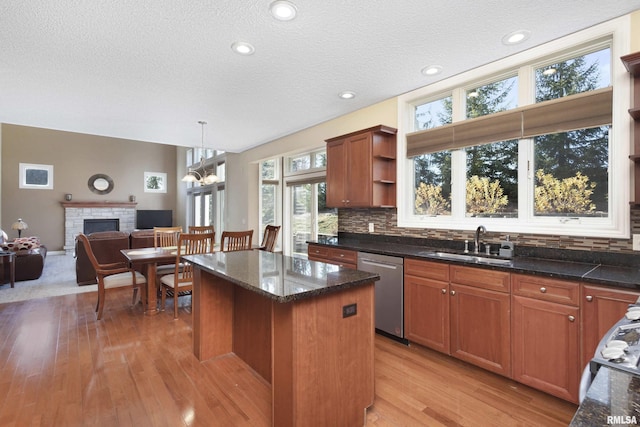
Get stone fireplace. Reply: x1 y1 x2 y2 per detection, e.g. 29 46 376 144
62 201 137 255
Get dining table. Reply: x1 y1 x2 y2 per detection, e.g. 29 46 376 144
121 246 178 315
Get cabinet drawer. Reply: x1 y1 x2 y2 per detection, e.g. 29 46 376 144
327 248 357 265
405 258 450 282
450 265 510 293
512 274 579 306
308 244 330 259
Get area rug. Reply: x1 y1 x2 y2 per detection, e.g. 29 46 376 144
0 254 97 304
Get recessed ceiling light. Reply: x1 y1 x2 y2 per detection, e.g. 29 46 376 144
231 41 255 55
338 91 356 100
421 65 442 76
270 1 297 21
502 30 531 45
542 68 557 76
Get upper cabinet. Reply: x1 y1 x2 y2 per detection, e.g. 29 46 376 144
621 52 640 204
325 125 397 208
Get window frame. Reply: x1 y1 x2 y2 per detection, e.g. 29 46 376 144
259 157 283 251
186 149 226 242
397 16 631 238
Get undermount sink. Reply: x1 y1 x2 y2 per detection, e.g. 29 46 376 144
419 251 513 266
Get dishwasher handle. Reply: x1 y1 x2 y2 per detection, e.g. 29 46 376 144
359 259 401 270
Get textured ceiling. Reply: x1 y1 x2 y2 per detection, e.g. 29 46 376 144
1 1 639 152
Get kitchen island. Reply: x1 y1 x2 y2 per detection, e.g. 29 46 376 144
184 250 380 427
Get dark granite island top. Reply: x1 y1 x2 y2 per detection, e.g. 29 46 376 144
183 249 379 302
186 249 378 426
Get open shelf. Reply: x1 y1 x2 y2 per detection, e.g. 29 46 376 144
621 52 640 76
623 52 640 205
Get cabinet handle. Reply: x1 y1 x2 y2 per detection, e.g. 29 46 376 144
441 288 447 294
540 287 547 293
450 290 456 296
586 295 593 302
568 315 575 322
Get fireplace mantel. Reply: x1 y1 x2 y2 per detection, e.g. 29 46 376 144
61 201 137 208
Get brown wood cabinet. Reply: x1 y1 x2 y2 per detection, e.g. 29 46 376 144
307 244 357 269
449 266 511 377
404 259 450 353
511 274 580 403
398 252 640 404
581 284 640 368
621 52 640 204
404 260 511 376
325 125 397 208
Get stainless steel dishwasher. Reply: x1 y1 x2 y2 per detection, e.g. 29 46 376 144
357 252 404 339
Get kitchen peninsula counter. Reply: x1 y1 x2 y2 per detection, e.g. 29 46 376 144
184 250 379 427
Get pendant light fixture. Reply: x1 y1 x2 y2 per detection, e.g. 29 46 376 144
182 121 219 185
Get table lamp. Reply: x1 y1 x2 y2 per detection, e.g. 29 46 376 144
11 218 28 238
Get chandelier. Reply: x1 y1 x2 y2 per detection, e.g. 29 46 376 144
182 120 219 185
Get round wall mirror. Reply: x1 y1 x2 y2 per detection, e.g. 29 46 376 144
88 174 114 195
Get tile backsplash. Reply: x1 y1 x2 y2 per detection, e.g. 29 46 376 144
338 208 640 254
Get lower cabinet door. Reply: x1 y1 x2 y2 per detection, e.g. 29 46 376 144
404 274 449 354
450 283 511 377
512 295 580 403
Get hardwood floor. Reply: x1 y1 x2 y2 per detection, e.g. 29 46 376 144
0 290 577 426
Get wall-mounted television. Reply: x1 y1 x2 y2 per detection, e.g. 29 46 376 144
136 210 173 229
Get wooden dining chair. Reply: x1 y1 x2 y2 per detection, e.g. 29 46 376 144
221 230 253 252
188 225 215 234
160 232 214 319
77 233 147 320
153 226 182 248
153 226 184 278
259 225 281 252
188 226 215 247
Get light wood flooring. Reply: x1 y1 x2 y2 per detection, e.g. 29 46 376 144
0 289 577 426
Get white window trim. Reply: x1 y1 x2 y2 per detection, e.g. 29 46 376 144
397 16 631 238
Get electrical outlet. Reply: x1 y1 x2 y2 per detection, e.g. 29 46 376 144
368 223 374 233
634 234 640 251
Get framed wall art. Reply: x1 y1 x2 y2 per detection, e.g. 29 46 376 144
144 171 167 193
19 163 54 190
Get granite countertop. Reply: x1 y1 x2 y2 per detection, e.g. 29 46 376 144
183 250 379 303
570 366 640 426
309 235 640 290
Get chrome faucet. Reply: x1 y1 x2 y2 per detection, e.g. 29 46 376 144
474 225 486 254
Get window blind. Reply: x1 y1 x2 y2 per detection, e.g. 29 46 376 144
406 86 612 157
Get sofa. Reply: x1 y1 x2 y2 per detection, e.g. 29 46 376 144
1 234 47 284
75 230 155 285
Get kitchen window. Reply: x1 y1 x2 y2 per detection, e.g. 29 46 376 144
398 17 630 238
